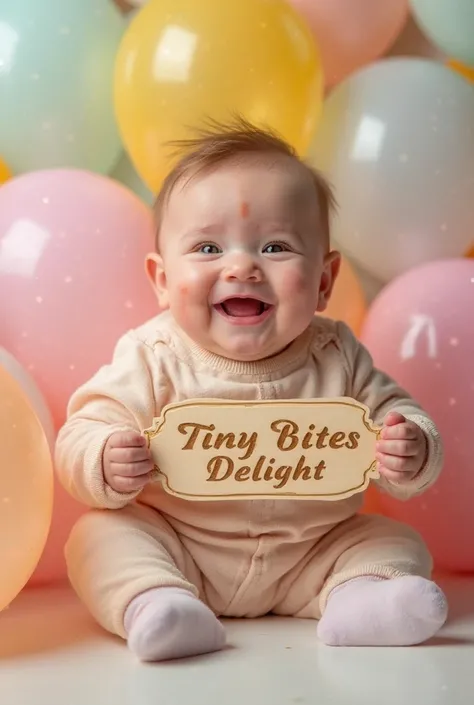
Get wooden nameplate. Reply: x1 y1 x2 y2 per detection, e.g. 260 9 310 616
143 398 381 502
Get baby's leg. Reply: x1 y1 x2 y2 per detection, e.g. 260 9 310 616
316 514 447 646
65 504 225 661
273 514 447 646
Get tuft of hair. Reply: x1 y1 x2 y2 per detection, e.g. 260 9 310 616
153 115 337 248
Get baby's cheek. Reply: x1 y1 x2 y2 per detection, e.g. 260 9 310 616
280 268 310 298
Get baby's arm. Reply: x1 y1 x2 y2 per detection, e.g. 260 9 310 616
55 331 163 509
335 322 443 500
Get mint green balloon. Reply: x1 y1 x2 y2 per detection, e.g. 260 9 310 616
411 0 474 67
110 152 154 207
0 0 127 175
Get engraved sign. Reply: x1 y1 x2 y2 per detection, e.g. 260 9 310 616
143 398 381 501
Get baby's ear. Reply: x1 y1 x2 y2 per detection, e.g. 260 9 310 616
145 252 169 309
316 250 341 312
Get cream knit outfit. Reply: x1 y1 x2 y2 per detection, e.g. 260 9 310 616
55 312 443 639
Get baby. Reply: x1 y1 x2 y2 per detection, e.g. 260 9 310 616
55 119 447 662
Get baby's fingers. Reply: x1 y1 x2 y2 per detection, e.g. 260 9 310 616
109 471 155 494
108 444 151 465
376 439 420 457
110 458 154 478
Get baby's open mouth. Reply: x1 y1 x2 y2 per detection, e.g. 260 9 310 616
215 298 272 318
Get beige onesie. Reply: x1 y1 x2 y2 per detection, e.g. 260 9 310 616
55 312 443 639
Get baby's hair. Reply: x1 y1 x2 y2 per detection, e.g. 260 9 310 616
153 115 336 249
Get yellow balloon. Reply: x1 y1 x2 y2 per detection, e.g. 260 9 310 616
0 364 53 612
0 157 11 186
114 0 323 192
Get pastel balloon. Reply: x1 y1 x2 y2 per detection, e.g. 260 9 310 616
387 14 445 61
411 0 474 68
0 348 55 450
361 259 474 572
114 0 323 192
0 157 11 185
110 152 154 206
0 364 53 610
321 257 366 335
0 169 159 585
447 59 474 84
290 0 408 87
0 0 126 175
309 59 474 283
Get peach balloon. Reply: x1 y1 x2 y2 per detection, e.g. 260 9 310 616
0 169 159 585
290 0 409 86
320 256 366 335
0 348 55 450
0 364 53 611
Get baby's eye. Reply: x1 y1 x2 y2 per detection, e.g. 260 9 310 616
198 243 221 255
263 242 288 254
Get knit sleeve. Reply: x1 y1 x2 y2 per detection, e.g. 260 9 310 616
54 331 166 509
335 321 444 500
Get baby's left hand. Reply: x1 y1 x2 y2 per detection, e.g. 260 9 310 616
376 411 427 483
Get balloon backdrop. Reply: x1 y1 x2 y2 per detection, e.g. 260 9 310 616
0 157 11 185
411 0 474 68
321 256 366 335
0 348 55 450
0 363 53 611
361 259 474 572
0 0 126 176
0 169 159 584
290 0 409 87
110 152 154 206
114 0 323 192
447 59 474 83
309 58 474 283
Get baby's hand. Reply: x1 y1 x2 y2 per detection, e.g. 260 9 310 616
103 431 155 493
375 412 427 484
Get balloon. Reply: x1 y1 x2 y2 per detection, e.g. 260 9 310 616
386 14 445 61
114 0 323 192
110 152 154 206
0 157 11 185
0 363 53 610
0 348 55 450
0 1 126 176
290 0 408 87
321 257 366 335
0 169 159 585
361 259 474 572
447 59 474 83
410 0 474 68
309 58 474 283
113 0 145 11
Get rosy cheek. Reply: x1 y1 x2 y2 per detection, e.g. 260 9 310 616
280 269 308 296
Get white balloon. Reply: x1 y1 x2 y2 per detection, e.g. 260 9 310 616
309 58 474 282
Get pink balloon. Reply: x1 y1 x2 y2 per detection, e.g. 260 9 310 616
361 259 474 573
0 169 159 585
290 0 409 86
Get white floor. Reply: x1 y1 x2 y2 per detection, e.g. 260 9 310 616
0 575 473 705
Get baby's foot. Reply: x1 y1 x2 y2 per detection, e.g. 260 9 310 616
124 587 226 661
317 576 447 646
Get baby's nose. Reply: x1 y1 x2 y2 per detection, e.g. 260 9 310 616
224 254 262 281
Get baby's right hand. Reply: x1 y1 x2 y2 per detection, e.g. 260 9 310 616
103 431 155 493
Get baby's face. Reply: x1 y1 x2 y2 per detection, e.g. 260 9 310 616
150 154 339 361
